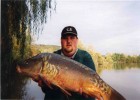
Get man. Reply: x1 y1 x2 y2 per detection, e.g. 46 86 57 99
40 26 96 100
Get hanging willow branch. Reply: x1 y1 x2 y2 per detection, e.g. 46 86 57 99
1 0 56 98
1 0 56 59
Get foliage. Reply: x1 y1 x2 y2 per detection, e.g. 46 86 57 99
31 44 60 55
1 0 55 99
2 0 55 60
111 53 140 63
77 40 140 73
78 40 113 68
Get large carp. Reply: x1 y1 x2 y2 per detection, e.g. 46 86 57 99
17 53 125 100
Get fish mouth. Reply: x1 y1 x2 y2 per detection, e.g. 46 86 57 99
16 66 22 73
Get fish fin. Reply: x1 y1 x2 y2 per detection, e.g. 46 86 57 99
55 84 71 96
87 91 102 100
39 74 71 96
39 74 53 89
83 85 102 100
44 80 53 89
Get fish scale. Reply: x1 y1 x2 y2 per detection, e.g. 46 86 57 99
17 53 126 100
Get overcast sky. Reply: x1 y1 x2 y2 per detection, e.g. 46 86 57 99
34 0 140 55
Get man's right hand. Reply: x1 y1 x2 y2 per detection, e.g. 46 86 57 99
38 79 44 87
32 78 44 87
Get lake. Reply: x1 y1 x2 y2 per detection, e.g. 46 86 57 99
100 68 140 100
1 63 140 100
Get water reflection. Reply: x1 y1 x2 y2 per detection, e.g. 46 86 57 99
23 79 45 100
1 66 44 100
1 63 140 100
97 63 140 74
100 65 140 100
1 69 28 99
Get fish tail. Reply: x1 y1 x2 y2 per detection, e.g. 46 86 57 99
109 89 126 100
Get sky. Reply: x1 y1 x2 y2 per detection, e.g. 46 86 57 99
34 0 140 55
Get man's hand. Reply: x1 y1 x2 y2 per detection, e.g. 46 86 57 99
38 79 44 87
32 78 44 87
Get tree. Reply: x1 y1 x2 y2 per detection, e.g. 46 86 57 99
105 53 113 63
1 0 56 99
137 55 140 63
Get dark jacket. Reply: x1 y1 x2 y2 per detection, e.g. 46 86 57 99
42 49 96 100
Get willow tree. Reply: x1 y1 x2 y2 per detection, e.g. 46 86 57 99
1 0 56 99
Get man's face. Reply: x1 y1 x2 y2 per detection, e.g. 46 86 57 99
61 35 78 54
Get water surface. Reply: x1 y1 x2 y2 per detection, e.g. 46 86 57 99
100 68 140 100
